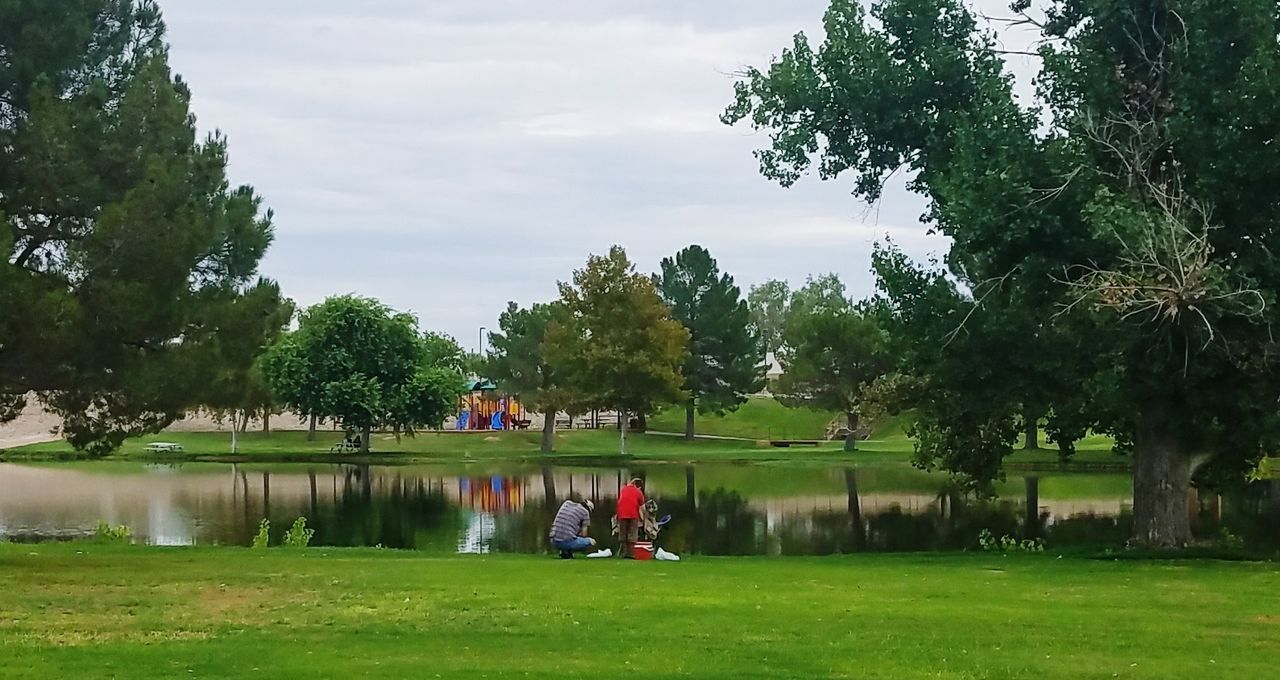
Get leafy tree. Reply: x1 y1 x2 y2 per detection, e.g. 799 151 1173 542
262 296 464 453
199 292 294 451
724 0 1280 546
656 245 765 440
776 278 893 451
487 301 584 453
747 279 791 357
0 1 285 454
545 246 689 455
786 274 849 322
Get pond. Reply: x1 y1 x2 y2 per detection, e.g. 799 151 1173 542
0 461 1276 554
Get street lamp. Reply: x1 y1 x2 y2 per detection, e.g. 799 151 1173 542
478 327 487 358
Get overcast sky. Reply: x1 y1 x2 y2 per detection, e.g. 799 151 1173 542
161 0 1037 349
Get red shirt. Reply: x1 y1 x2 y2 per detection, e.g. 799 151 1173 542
617 483 644 520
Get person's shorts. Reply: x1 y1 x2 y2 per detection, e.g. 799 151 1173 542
618 518 640 542
552 536 594 551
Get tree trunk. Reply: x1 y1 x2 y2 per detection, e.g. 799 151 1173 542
541 464 557 507
230 414 239 454
360 425 372 454
262 471 271 515
238 410 250 434
1132 409 1192 547
1023 409 1040 450
540 410 556 453
1024 476 1040 539
263 411 271 435
684 399 696 441
619 410 629 456
308 470 318 517
845 468 864 551
685 465 696 510
843 412 859 452
307 414 317 441
635 412 647 433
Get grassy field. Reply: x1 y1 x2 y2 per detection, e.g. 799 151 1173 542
3 429 862 463
648 396 838 440
0 544 1274 679
2 425 1130 469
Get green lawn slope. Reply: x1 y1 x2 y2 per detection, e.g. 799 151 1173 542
648 396 837 440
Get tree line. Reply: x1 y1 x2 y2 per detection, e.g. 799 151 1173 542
722 0 1280 547
9 0 1276 549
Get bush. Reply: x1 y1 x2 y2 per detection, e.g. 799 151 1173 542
251 519 270 549
282 517 314 548
93 520 132 543
1217 527 1245 551
978 528 1045 553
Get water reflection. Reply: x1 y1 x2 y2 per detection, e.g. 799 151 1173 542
0 462 1274 555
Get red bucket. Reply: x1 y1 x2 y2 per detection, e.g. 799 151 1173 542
632 541 654 560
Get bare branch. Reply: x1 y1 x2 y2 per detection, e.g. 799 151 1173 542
943 267 1020 347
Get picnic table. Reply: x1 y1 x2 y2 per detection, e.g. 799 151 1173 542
144 442 184 453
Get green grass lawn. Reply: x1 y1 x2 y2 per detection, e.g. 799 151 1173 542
3 417 1130 469
0 544 1274 679
648 396 838 440
2 429 880 464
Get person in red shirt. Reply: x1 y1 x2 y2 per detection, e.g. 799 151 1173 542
616 478 645 559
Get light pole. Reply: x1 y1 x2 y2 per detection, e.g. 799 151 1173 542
478 327 487 358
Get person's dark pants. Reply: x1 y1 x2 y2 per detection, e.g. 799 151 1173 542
617 518 639 558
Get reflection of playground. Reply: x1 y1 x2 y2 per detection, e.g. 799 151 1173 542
1 463 1276 554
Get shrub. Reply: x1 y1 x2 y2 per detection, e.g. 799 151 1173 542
282 517 314 548
978 528 1045 553
251 519 271 549
93 520 132 543
1217 527 1245 551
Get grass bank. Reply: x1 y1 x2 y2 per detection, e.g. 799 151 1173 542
648 396 837 440
2 425 1129 469
0 544 1273 678
2 429 866 464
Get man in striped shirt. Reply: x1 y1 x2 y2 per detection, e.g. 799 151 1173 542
549 498 596 559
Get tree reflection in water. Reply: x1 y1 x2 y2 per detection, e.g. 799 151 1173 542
0 462 1275 554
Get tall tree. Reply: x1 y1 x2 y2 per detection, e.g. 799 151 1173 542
656 245 765 440
545 246 689 455
487 301 582 453
724 0 1280 546
0 1 284 454
262 296 465 453
776 278 893 451
199 291 294 452
747 279 791 357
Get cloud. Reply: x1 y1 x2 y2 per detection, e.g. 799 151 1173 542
159 0 1028 342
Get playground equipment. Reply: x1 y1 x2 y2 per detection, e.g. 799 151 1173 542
456 379 527 431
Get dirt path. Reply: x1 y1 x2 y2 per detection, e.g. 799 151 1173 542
0 395 312 449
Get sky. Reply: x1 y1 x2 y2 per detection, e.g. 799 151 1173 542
160 0 1039 349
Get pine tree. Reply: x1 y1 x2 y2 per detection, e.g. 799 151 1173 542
656 245 765 440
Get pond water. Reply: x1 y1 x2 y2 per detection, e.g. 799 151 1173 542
0 461 1276 554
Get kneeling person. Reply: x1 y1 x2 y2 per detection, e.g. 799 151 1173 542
549 498 596 559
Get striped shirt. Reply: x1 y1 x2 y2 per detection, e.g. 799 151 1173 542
549 501 591 541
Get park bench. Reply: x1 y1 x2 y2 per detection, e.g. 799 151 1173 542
144 442 184 453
